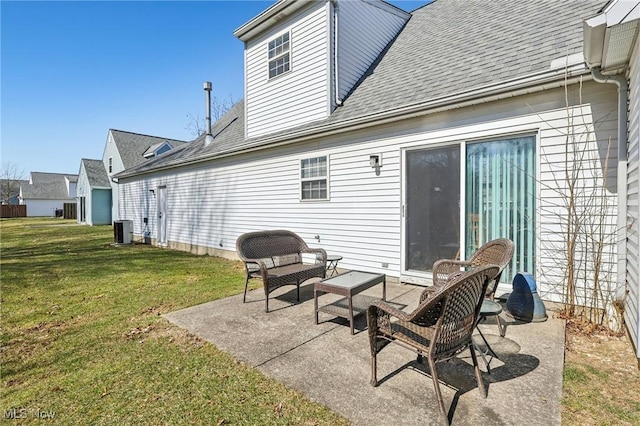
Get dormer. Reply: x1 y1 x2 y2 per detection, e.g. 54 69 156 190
65 176 77 198
235 0 410 139
143 141 174 158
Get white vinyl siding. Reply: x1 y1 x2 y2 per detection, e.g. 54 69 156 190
626 37 639 357
103 131 125 221
336 0 409 101
245 2 329 138
119 80 618 304
22 199 66 217
76 163 90 224
535 82 619 304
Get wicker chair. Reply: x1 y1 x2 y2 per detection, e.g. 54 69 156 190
429 238 515 300
425 238 514 372
367 265 500 426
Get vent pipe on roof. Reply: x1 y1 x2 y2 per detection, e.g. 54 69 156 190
203 81 214 146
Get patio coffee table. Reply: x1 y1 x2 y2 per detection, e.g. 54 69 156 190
314 270 386 334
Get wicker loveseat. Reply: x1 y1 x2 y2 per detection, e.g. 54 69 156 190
236 230 327 312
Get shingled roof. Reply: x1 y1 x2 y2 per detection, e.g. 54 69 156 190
21 172 78 200
329 0 604 122
110 129 189 169
81 159 111 189
118 0 606 178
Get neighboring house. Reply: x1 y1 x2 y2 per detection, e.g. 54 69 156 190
102 129 188 221
77 159 112 225
115 0 640 362
19 172 78 217
1 179 29 205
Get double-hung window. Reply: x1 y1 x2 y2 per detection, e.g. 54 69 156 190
268 32 290 79
300 156 328 200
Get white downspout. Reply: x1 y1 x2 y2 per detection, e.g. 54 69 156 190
332 0 343 106
591 66 629 304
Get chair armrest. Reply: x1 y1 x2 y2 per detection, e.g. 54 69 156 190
419 286 439 303
368 300 412 322
304 248 327 266
432 259 472 286
242 258 269 280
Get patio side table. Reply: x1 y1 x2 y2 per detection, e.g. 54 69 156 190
475 299 503 372
325 254 343 277
314 270 386 334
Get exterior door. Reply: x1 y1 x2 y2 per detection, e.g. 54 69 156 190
404 145 461 279
402 135 536 285
157 186 167 245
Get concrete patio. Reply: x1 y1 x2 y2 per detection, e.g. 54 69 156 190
164 278 564 425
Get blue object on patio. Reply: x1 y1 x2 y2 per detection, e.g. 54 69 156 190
506 272 547 322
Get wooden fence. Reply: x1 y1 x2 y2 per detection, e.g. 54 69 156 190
1 205 27 218
63 203 77 220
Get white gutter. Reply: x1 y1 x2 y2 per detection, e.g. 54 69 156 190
234 0 321 41
119 65 592 180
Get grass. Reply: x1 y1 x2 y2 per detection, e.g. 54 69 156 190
1 218 349 425
562 321 640 425
3 218 639 425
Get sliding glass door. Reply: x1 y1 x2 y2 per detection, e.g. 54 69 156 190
466 136 536 281
404 135 536 282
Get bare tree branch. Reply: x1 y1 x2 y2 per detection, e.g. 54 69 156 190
185 94 235 138
0 162 26 204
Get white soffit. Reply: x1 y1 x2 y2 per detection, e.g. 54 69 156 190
583 0 640 70
603 19 639 68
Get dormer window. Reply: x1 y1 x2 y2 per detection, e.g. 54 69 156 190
268 32 290 79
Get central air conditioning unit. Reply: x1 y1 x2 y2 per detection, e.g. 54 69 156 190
113 220 133 244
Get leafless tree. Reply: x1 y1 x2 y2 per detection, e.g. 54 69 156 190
185 94 235 138
0 162 25 204
535 75 621 330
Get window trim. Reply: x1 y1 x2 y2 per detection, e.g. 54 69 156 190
268 31 291 80
300 154 329 202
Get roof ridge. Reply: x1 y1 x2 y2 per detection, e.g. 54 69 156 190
109 128 188 143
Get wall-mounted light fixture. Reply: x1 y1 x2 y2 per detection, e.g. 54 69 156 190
370 154 382 168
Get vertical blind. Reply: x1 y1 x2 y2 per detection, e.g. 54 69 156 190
465 136 536 282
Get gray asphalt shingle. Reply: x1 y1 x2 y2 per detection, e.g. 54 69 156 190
81 159 111 188
110 129 189 170
21 172 78 200
119 0 606 178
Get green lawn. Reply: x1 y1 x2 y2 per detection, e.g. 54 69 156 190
1 218 349 425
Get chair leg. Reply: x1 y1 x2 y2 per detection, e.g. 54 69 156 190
370 353 378 386
243 276 250 303
264 286 270 313
296 281 300 302
428 358 449 425
469 343 487 398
